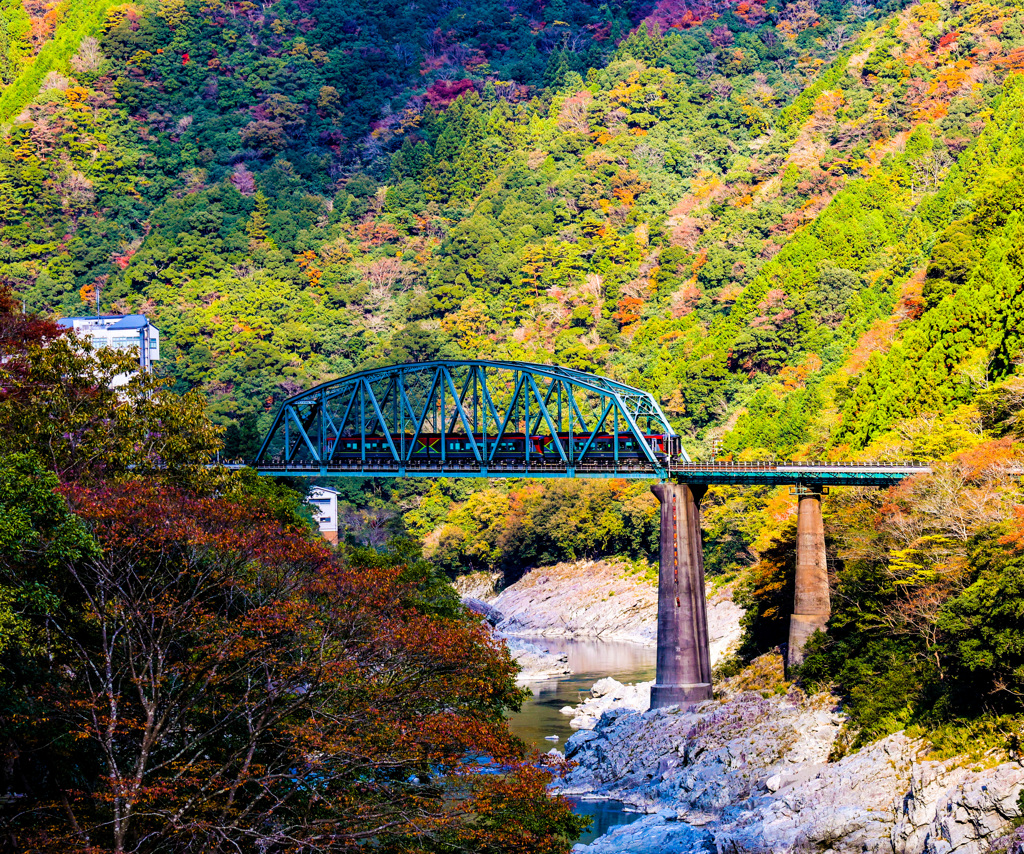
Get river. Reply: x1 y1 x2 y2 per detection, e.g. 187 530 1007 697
504 638 656 846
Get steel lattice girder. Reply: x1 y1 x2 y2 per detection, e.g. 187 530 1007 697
254 360 684 477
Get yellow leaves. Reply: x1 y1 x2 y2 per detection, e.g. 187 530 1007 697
317 85 342 115
964 1 1003 25
11 132 35 162
931 59 973 95
888 536 961 587
295 251 323 287
691 170 724 202
607 71 644 107
64 86 92 111
126 49 153 70
102 5 138 33
912 1 942 23
157 0 189 29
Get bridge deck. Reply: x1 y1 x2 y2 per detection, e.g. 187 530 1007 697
253 460 670 479
670 461 932 487
249 459 932 485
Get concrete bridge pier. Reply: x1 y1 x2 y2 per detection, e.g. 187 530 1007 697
650 482 712 709
787 487 830 668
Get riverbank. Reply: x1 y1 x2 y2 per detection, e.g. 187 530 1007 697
553 653 1024 854
456 559 741 654
453 561 1024 853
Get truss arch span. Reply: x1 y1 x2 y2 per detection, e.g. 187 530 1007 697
254 360 685 479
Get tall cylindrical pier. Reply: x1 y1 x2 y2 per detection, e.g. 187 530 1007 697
787 489 830 668
650 482 712 708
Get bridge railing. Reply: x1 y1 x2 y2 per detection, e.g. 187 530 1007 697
672 460 931 469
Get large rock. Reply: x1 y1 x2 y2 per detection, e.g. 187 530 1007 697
462 596 503 625
572 813 715 854
493 560 659 644
503 636 572 681
453 571 502 601
559 686 844 814
568 677 652 730
893 761 1024 854
559 666 1024 854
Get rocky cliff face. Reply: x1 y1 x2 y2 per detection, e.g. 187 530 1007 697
490 560 660 644
555 658 1024 854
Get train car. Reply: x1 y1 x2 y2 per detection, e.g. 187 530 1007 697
324 431 681 464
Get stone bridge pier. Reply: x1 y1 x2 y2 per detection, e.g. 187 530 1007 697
649 480 832 709
650 482 712 708
787 486 830 669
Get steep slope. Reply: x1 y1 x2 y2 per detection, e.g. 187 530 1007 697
2 0 945 430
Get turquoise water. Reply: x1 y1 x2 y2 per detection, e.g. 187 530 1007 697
504 638 655 845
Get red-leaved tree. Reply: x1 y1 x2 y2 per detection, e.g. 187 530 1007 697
6 481 585 852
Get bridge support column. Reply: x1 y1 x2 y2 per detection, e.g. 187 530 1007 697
650 482 712 709
787 488 830 669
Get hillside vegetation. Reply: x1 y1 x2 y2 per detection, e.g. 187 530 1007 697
3 0 1024 748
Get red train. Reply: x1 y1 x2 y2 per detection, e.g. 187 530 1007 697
324 432 680 463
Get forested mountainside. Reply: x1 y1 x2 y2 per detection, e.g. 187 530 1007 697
6 0 1024 842
6 0 1022 440
5 0 1024 741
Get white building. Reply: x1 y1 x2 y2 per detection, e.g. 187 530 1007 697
307 486 339 544
58 314 160 386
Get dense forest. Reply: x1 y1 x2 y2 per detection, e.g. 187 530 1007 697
0 294 588 849
3 0 1024 821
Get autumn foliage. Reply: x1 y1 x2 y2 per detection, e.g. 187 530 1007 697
2 478 584 851
0 300 586 851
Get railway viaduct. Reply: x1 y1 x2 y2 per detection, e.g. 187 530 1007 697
250 359 929 707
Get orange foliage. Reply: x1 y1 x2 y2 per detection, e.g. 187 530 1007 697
613 297 644 326
12 481 582 851
354 220 401 249
993 47 1024 71
813 89 844 115
295 249 323 286
778 353 822 390
998 505 1024 553
846 318 898 373
952 437 1017 482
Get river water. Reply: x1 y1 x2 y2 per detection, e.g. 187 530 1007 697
504 638 656 846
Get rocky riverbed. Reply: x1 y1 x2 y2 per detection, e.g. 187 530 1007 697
553 654 1024 854
457 566 1024 853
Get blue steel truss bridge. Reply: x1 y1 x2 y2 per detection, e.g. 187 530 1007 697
255 359 686 480
250 360 938 711
253 359 931 485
